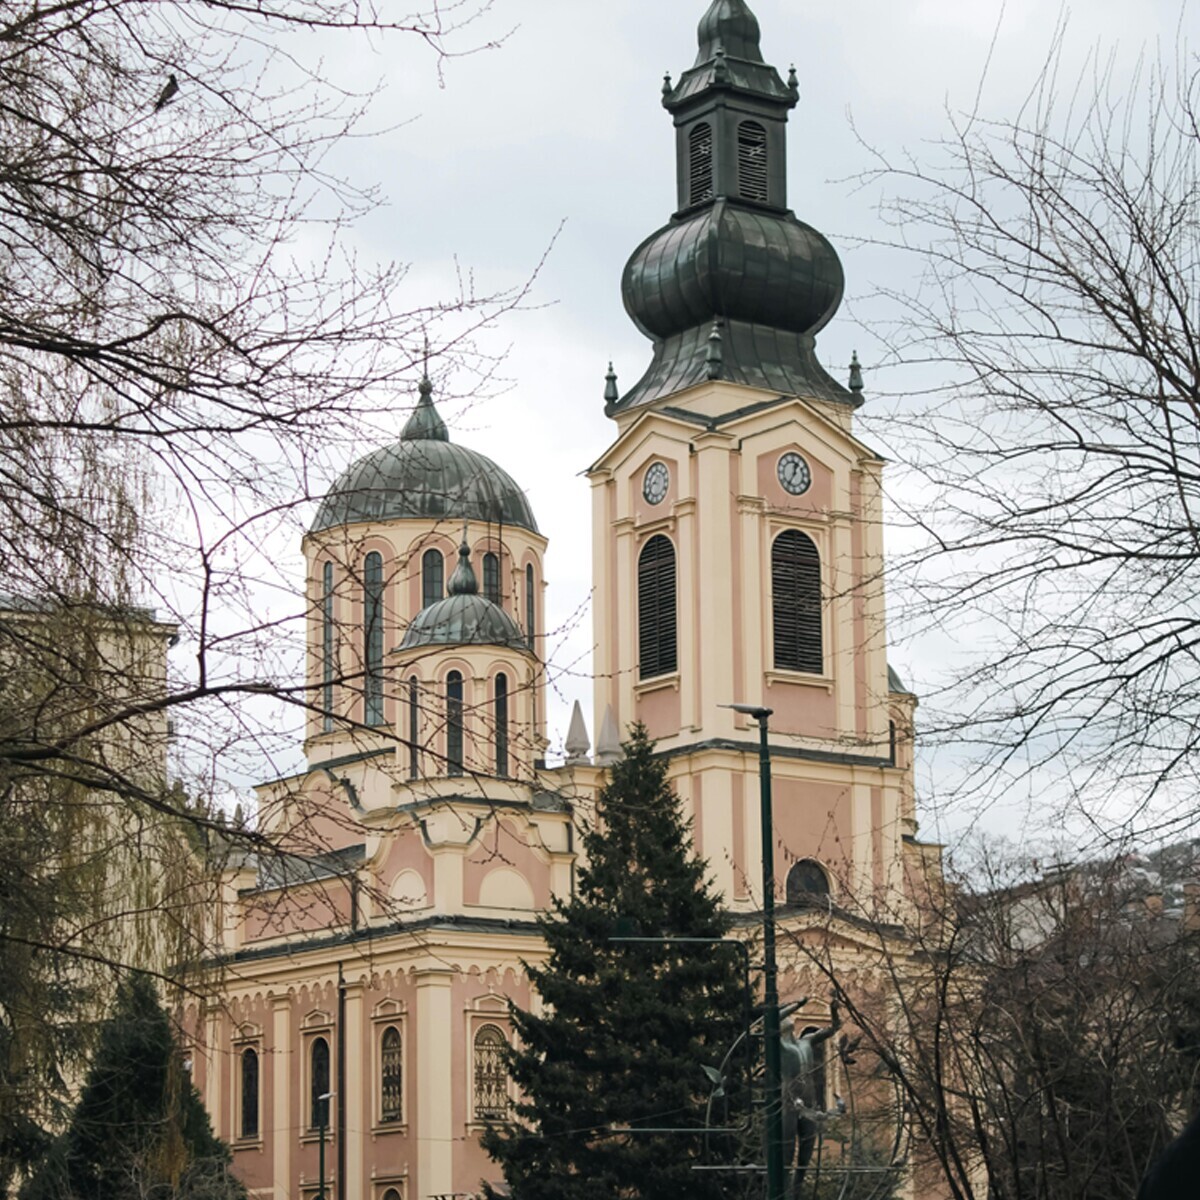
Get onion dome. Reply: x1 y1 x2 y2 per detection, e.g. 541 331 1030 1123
400 538 529 651
613 0 854 413
310 378 538 534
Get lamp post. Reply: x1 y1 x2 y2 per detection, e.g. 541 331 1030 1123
317 1091 334 1200
726 702 785 1200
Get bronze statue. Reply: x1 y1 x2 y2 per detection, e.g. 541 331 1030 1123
779 997 840 1198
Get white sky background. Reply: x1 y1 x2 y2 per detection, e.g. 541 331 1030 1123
213 0 1197 852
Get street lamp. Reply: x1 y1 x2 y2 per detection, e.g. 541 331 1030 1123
317 1091 334 1200
724 702 785 1200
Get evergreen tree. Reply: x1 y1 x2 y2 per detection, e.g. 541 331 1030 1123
482 726 747 1199
21 976 243 1200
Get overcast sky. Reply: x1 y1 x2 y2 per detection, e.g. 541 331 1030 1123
269 0 1195 848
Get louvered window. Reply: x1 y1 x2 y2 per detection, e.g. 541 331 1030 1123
483 552 500 605
473 1025 510 1121
408 676 420 779
738 121 768 202
381 1025 403 1123
240 1048 259 1139
772 530 822 673
447 670 464 777
638 535 678 679
364 551 384 726
321 562 334 733
422 548 443 609
495 673 509 778
310 1037 330 1130
689 123 714 204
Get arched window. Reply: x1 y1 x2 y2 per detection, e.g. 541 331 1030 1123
689 122 714 204
495 673 509 778
364 551 384 726
240 1047 259 1139
473 1024 509 1121
380 1025 402 1124
737 120 769 202
408 676 420 779
422 548 443 609
772 530 822 674
525 563 536 650
786 859 831 904
446 670 464 777
310 1036 330 1130
321 562 334 733
382 1191 401 1200
483 551 501 605
638 535 677 679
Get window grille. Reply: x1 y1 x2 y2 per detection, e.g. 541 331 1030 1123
447 671 464 777
786 859 830 904
310 1037 331 1130
408 676 419 779
240 1048 259 1139
772 530 822 674
422 549 443 609
525 564 536 649
473 1024 509 1121
689 123 714 204
638 535 677 679
364 551 384 726
322 563 334 733
737 121 769 201
483 552 500 605
380 1026 402 1123
495 673 509 778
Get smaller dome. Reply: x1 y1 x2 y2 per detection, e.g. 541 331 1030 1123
400 539 529 652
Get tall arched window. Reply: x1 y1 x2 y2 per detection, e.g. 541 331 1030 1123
310 1037 330 1130
689 122 714 204
321 562 334 733
525 564 536 650
786 859 831 905
772 530 822 674
240 1047 259 1139
446 670 464 777
737 120 769 201
382 1191 401 1200
483 551 501 605
408 676 420 779
495 673 509 778
380 1025 402 1123
473 1024 509 1121
638 534 677 679
364 551 384 726
422 548 444 609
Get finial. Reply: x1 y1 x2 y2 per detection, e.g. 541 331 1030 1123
848 351 864 395
604 362 620 403
787 64 799 95
705 320 723 380
662 72 673 97
595 705 623 766
713 46 729 82
402 369 449 442
447 528 478 596
564 700 591 766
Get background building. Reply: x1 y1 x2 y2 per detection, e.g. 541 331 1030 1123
192 3 944 1197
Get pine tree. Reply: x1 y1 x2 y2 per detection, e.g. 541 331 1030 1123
482 725 748 1199
21 975 243 1200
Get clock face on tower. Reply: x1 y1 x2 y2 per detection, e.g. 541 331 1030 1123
777 451 812 496
643 462 670 505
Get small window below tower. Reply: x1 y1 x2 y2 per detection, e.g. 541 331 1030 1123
737 121 768 202
689 122 714 205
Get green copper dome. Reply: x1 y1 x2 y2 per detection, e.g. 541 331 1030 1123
400 540 529 651
311 379 538 534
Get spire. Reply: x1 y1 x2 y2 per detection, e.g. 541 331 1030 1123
595 705 623 766
564 700 591 766
447 529 478 596
604 362 620 403
401 373 449 442
705 320 723 380
695 0 764 65
848 351 864 396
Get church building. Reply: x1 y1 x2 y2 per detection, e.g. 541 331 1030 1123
191 3 943 1197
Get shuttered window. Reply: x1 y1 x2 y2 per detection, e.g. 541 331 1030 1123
772 530 822 674
447 670 464 777
638 534 677 679
483 552 500 605
689 123 714 204
422 548 443 609
364 551 384 726
738 121 768 201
